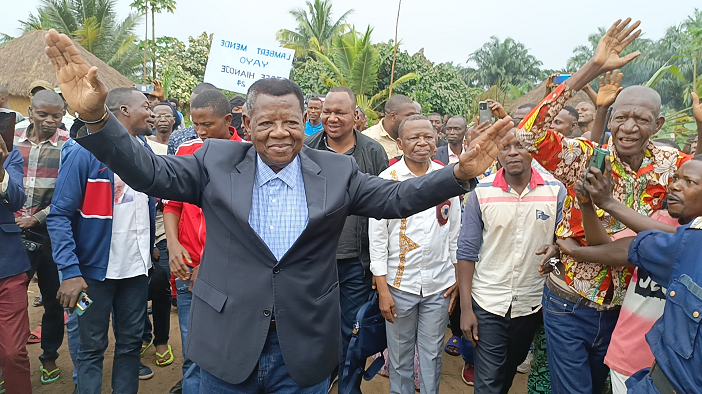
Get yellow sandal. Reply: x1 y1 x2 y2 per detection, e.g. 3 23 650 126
155 345 174 367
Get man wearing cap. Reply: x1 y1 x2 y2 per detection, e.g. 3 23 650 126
229 96 246 139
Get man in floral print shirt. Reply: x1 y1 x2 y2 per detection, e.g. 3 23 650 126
516 19 694 394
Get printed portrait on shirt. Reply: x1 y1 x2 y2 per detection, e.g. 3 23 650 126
114 175 134 205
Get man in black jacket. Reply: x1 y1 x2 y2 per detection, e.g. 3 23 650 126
305 86 388 392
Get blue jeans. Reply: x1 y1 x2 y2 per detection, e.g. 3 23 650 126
77 275 149 394
542 284 620 394
66 310 80 384
337 257 372 394
176 275 200 393
199 328 330 393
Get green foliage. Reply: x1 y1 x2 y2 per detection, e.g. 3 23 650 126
376 42 479 117
653 109 698 148
567 9 702 110
291 58 335 95
462 37 545 90
19 0 143 79
276 0 352 59
148 33 212 104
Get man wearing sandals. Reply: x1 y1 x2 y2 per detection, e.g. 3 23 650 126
48 87 156 394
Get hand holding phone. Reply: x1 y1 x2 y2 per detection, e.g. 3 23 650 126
478 101 493 125
75 292 92 315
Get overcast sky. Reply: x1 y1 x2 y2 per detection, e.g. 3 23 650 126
2 0 700 70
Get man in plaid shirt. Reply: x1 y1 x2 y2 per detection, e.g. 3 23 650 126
14 89 70 384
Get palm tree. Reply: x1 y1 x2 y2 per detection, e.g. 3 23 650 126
276 0 352 59
19 0 143 79
130 0 177 81
311 26 417 120
464 36 544 90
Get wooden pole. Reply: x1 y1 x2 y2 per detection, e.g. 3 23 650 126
143 2 148 83
388 0 402 98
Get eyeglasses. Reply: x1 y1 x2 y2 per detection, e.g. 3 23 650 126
154 114 174 120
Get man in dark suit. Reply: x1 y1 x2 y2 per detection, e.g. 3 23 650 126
45 28 515 393
435 115 468 165
0 137 32 394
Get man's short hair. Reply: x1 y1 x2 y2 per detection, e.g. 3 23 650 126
449 115 467 127
384 94 413 114
328 86 355 105
31 89 64 108
518 103 536 111
692 154 702 162
229 95 246 108
192 83 217 96
428 112 441 118
168 98 179 107
355 106 366 117
106 87 139 113
0 84 8 98
563 106 579 121
653 139 680 150
398 114 431 137
191 90 232 117
308 96 322 104
246 78 305 115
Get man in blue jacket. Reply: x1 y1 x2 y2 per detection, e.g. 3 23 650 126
47 87 156 394
0 137 32 394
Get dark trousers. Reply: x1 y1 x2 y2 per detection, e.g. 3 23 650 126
337 257 372 394
449 297 462 337
542 284 620 394
472 300 541 394
0 273 32 394
34 246 65 363
143 240 171 347
78 275 149 394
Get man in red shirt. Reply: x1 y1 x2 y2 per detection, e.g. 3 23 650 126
163 89 242 393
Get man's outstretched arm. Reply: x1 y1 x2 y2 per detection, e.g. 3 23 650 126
44 29 206 205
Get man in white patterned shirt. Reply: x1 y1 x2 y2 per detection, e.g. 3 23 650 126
370 115 460 394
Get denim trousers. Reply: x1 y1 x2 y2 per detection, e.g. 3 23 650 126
199 328 330 394
176 274 200 394
337 257 372 394
77 275 149 394
59 269 80 385
143 240 172 347
542 284 620 394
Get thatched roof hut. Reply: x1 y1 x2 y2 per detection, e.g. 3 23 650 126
511 80 593 113
0 30 133 115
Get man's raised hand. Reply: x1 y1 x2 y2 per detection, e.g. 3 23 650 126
597 70 624 108
592 18 641 74
454 116 514 181
44 29 108 121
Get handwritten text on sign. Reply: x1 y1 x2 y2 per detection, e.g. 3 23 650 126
203 34 295 94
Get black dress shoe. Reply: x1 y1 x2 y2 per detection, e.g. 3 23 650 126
169 379 183 393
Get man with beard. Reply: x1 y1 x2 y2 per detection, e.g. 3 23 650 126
364 94 418 159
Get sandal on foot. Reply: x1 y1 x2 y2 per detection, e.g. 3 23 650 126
444 336 461 356
141 339 153 356
155 345 174 367
28 327 42 344
40 366 60 384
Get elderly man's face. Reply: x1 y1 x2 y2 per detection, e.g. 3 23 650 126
398 119 437 165
609 97 663 159
245 93 305 172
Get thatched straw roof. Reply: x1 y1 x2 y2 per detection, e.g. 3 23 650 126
511 80 593 112
478 85 514 110
0 30 133 97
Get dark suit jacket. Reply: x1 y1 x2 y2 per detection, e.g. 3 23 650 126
76 115 467 386
0 148 30 280
435 144 451 166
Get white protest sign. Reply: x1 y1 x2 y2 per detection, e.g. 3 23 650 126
203 34 295 94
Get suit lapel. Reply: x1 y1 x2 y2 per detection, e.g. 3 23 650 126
299 148 326 224
231 147 276 262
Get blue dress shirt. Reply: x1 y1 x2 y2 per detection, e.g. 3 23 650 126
248 154 309 261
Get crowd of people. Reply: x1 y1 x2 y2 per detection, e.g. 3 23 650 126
0 17 701 394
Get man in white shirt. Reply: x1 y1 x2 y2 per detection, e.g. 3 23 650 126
456 129 566 394
371 115 460 394
49 87 157 394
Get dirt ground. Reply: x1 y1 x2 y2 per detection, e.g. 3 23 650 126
25 280 527 393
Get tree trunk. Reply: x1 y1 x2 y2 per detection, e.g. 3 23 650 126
143 2 148 83
152 6 156 80
388 0 402 98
